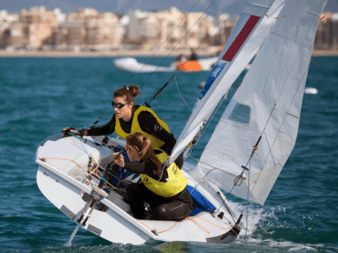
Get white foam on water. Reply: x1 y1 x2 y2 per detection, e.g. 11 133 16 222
228 200 276 237
227 200 329 252
304 87 318 94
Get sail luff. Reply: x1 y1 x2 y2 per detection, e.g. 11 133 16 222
171 0 285 161
196 0 328 205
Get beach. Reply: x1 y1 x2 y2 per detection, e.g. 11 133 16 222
1 48 338 57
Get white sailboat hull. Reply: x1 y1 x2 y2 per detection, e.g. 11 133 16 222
36 134 240 245
114 57 175 73
113 57 218 73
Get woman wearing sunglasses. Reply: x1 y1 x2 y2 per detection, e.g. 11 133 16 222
111 133 193 221
63 85 183 168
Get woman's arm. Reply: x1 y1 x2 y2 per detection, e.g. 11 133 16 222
86 115 116 136
111 154 157 176
123 161 148 174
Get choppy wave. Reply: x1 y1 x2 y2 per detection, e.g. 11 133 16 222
1 57 338 253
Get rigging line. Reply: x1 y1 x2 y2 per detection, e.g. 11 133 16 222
223 4 287 190
224 105 276 198
91 115 110 129
249 11 320 194
137 0 246 90
187 156 237 224
91 5 217 128
191 0 267 57
127 0 203 86
183 1 286 166
41 157 82 168
185 94 227 158
92 0 233 126
174 75 189 107
251 65 309 195
145 73 177 106
244 158 252 244
73 136 91 159
139 0 218 88
89 172 116 189
214 2 283 152
215 191 236 224
140 4 233 107
264 131 276 167
193 216 233 230
188 156 240 179
182 4 284 197
310 58 321 68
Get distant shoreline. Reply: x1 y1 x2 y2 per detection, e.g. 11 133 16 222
0 48 337 57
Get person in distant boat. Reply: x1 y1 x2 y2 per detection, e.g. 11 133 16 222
175 54 187 62
111 133 193 221
188 48 198 61
62 85 184 168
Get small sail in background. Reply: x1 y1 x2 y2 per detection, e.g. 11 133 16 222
196 0 328 205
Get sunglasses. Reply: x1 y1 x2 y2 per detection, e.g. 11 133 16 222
111 102 128 109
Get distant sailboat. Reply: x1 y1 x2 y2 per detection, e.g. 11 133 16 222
35 0 327 246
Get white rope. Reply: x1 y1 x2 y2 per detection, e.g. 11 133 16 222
264 131 276 167
245 159 252 243
174 75 189 107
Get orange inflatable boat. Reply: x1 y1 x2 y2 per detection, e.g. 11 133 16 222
176 61 203 72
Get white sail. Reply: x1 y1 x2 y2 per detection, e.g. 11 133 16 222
196 0 327 205
171 0 285 161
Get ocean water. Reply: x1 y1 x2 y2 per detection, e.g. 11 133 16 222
0 56 337 253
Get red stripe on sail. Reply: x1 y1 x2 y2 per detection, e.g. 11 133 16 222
222 15 260 62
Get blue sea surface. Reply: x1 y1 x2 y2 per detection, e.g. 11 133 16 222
0 56 337 253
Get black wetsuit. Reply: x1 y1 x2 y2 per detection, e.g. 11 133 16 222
122 156 193 221
86 105 184 168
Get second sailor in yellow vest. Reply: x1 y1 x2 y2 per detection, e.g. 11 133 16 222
111 133 193 221
140 149 187 198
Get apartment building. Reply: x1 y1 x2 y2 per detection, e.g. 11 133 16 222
315 13 338 49
128 7 212 50
86 13 122 49
1 6 338 51
55 21 86 48
19 6 57 49
55 8 123 50
0 10 19 47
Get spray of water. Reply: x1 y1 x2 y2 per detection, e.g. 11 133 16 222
228 200 272 239
226 201 327 252
64 223 81 247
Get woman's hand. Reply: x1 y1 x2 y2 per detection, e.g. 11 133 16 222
111 152 125 167
62 127 85 137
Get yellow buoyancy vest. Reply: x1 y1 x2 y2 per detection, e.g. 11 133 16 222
115 106 171 150
140 150 187 198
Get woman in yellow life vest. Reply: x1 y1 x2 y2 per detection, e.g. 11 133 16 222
62 85 183 168
111 133 193 221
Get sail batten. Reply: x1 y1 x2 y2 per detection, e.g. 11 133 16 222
196 0 328 205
